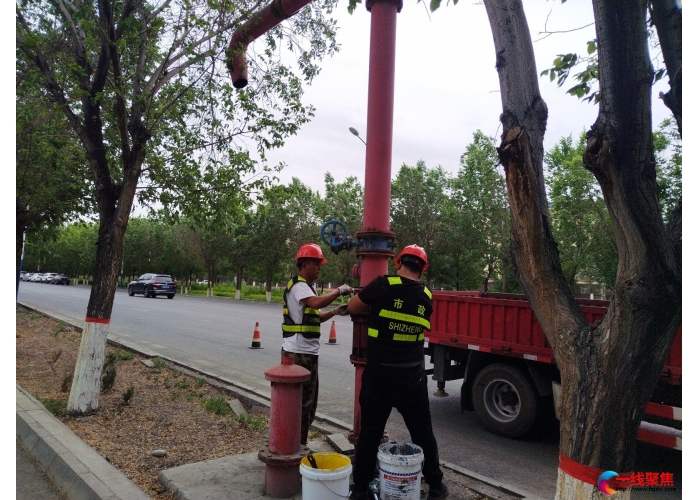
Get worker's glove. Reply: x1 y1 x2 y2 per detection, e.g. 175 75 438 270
333 305 349 316
337 284 353 296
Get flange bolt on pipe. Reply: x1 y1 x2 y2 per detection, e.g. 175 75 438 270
258 356 311 498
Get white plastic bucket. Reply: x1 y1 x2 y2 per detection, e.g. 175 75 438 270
377 441 424 500
300 452 352 500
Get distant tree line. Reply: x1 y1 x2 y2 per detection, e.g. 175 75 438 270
23 124 679 297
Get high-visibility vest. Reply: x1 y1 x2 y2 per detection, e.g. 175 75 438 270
282 276 321 339
367 276 433 345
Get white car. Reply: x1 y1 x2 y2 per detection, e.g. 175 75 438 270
42 273 59 283
30 273 43 282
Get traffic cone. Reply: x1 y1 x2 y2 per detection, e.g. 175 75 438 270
325 321 338 345
248 322 263 349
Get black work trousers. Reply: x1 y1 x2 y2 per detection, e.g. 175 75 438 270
353 362 443 490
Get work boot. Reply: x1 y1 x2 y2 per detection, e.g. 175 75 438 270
428 483 449 499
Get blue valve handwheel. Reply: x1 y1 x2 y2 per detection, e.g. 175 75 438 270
320 220 348 248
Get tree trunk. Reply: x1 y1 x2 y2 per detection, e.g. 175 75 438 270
236 265 243 300
16 216 27 294
483 1 681 497
67 151 141 414
650 0 682 136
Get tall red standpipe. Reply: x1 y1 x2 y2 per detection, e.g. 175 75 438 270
258 357 311 498
349 0 402 444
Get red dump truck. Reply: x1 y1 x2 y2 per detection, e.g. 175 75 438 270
426 291 682 450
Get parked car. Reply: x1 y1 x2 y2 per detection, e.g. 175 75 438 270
50 274 70 285
127 274 176 299
42 273 59 283
29 273 43 282
19 271 28 281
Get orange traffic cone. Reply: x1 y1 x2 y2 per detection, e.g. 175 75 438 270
248 322 263 349
325 321 338 345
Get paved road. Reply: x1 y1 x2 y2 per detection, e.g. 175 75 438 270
17 439 66 500
17 283 681 499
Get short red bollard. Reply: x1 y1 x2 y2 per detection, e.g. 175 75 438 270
258 356 310 498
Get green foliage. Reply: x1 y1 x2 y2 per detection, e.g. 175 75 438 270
195 378 207 388
43 399 68 418
248 178 322 290
540 49 599 104
15 62 93 240
101 352 118 392
117 351 134 361
122 386 135 404
540 24 669 104
391 161 452 287
204 395 231 415
234 414 268 431
544 133 617 290
153 357 166 370
653 119 682 223
448 131 510 291
174 380 190 390
315 174 364 286
101 366 117 392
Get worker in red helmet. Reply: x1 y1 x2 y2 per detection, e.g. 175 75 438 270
347 244 448 500
282 243 353 445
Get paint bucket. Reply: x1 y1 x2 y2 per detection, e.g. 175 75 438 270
377 441 424 500
300 452 352 500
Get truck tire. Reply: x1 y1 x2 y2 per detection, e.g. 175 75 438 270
472 363 538 438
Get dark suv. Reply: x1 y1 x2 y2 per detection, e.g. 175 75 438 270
127 273 177 299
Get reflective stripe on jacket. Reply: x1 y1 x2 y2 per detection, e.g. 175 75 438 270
367 275 432 344
282 276 321 339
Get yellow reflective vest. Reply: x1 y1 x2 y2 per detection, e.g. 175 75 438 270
282 276 321 339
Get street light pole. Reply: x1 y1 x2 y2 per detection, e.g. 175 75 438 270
348 127 367 145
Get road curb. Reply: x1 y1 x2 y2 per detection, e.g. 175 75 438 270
16 385 150 500
17 301 540 500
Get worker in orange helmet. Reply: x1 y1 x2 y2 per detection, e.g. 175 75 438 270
348 244 448 500
282 243 353 445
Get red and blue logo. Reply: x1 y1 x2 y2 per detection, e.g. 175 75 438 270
597 471 619 495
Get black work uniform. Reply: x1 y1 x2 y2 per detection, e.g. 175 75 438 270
353 275 443 491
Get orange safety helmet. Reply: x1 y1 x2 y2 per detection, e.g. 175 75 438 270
395 244 428 271
296 243 328 264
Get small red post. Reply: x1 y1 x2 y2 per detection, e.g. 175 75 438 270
258 356 311 498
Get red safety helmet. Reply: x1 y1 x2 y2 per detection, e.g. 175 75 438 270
296 243 328 265
395 244 428 271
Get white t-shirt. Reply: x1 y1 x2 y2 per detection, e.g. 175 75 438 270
282 281 321 355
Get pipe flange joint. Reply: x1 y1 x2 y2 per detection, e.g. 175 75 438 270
354 229 397 258
258 444 310 466
366 0 403 12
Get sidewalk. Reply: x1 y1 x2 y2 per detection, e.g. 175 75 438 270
16 304 533 500
18 379 529 500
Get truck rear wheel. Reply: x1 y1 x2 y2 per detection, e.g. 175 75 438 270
472 363 537 438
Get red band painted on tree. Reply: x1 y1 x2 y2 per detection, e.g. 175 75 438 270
558 454 608 486
85 317 110 324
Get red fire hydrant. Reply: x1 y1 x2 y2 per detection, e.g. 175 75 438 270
258 356 311 498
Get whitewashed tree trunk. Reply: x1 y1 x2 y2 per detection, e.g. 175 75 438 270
66 320 109 414
483 1 681 497
266 291 271 302
235 289 241 300
556 470 630 500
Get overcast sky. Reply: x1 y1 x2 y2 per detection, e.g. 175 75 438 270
259 0 674 196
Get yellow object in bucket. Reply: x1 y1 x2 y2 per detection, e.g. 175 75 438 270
300 452 352 499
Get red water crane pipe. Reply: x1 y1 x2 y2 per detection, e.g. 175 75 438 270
349 0 403 445
227 0 314 88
